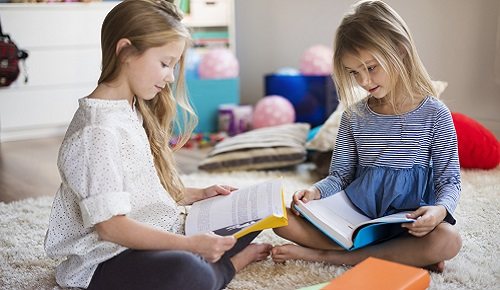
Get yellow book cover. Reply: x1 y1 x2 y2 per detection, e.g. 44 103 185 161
185 179 288 238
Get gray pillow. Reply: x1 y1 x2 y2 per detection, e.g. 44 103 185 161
199 123 310 172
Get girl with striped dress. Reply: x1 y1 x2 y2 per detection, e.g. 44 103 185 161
272 0 461 273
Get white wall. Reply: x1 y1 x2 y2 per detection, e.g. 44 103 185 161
235 0 500 138
1 1 499 140
0 1 232 142
0 2 117 141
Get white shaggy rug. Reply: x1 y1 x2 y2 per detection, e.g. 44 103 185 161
1 167 499 290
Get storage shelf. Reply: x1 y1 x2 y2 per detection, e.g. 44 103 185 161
0 0 236 141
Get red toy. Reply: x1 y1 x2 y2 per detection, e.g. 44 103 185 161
452 112 500 169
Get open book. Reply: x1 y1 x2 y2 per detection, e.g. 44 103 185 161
294 190 415 250
185 179 288 238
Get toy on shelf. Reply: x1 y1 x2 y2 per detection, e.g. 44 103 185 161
252 95 295 129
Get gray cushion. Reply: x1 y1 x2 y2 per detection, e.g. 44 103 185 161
199 123 310 172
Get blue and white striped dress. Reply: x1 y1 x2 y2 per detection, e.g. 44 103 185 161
314 96 461 222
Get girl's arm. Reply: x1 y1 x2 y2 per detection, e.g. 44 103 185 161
178 185 237 205
314 110 358 198
95 215 236 262
430 105 461 223
403 105 460 237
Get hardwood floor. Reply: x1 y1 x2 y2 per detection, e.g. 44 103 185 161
0 137 209 203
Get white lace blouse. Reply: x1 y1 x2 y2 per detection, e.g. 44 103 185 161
44 98 183 288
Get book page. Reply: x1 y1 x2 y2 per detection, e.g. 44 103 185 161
356 211 414 229
318 191 371 227
185 179 283 236
295 191 371 247
301 201 355 239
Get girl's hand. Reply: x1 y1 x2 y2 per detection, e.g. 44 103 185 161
181 185 237 205
290 187 321 216
187 233 237 263
402 205 447 237
202 184 237 200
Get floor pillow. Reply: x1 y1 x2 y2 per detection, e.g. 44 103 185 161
199 123 310 172
452 112 499 169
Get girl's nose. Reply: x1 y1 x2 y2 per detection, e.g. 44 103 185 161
357 71 370 87
164 70 175 83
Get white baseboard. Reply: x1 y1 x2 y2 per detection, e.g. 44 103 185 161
0 125 67 142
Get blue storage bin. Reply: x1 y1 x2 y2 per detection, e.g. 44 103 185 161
185 78 240 133
264 74 338 127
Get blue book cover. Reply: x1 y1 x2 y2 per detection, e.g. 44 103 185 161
293 191 415 250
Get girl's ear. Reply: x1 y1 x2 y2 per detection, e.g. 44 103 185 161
115 38 133 62
397 44 408 59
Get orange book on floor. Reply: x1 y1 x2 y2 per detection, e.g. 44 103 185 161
322 257 430 290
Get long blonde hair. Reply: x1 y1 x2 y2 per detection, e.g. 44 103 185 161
333 0 436 113
99 0 197 201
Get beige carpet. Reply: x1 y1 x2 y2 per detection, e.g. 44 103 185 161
1 166 499 290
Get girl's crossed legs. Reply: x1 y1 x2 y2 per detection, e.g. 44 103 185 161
272 208 462 273
88 232 272 290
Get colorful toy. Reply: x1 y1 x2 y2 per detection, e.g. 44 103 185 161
299 44 333 76
275 67 300 76
218 104 253 136
170 132 227 150
252 95 296 129
198 48 239 79
451 112 499 169
265 74 338 127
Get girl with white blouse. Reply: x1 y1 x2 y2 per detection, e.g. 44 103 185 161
44 1 271 289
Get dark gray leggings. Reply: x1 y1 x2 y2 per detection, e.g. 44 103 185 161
87 231 260 290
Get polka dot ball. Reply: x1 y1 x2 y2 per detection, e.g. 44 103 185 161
252 95 296 129
198 48 239 79
299 44 333 76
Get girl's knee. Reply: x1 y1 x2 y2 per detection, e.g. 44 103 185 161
272 225 286 237
175 251 214 273
445 226 462 258
168 252 218 286
272 208 295 237
431 224 462 259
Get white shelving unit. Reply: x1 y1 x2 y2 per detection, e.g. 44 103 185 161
0 2 118 141
0 0 235 141
182 0 235 53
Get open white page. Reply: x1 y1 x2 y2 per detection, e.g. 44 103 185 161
185 179 283 236
355 211 414 231
297 191 416 249
317 191 371 226
295 191 370 246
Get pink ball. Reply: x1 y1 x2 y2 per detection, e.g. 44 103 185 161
198 48 239 79
252 95 296 129
299 45 333 76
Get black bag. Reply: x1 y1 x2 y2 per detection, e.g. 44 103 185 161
0 18 28 87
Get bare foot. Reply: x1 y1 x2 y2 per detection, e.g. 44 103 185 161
230 243 272 272
271 244 336 263
424 261 445 273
